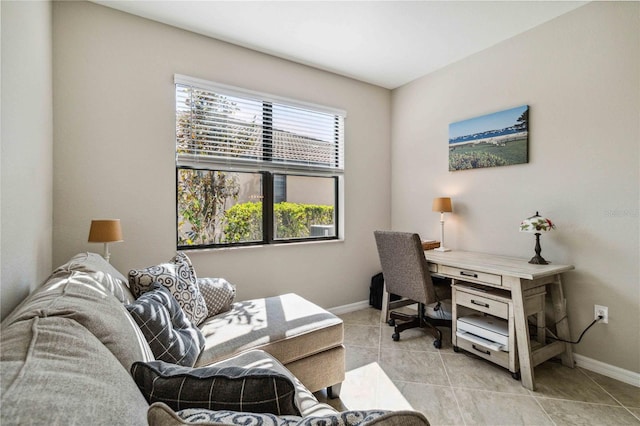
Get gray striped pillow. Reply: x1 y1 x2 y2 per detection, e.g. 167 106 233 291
131 360 300 416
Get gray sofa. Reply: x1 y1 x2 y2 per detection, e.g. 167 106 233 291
0 252 429 425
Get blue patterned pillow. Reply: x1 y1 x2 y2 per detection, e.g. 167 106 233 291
129 253 208 325
126 285 205 367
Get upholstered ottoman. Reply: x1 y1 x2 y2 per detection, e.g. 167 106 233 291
196 293 345 396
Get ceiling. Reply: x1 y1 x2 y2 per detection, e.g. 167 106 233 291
92 1 587 89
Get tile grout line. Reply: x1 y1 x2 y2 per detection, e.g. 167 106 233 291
578 367 640 420
438 344 468 426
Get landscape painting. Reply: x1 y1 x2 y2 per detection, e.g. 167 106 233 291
449 105 529 171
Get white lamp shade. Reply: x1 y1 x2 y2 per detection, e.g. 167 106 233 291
519 212 555 233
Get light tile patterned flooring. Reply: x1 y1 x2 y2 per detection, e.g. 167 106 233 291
315 308 640 425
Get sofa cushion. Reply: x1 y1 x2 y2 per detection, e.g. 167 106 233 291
53 251 135 303
132 360 300 415
197 277 235 316
126 285 205 367
2 270 154 370
1 316 149 425
129 252 208 325
197 294 343 368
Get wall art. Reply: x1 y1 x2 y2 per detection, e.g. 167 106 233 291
449 105 529 171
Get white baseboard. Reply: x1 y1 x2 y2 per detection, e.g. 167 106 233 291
328 300 640 388
328 299 370 316
574 353 640 388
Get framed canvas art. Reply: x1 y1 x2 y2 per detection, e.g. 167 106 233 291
449 105 529 171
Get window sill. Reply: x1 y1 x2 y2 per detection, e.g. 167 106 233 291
179 238 345 254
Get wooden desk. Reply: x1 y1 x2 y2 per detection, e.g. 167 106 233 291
384 250 575 391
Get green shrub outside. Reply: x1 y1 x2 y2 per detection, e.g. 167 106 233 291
223 201 334 242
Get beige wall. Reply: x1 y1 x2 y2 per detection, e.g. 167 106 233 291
391 2 639 373
52 1 391 309
1 0 53 320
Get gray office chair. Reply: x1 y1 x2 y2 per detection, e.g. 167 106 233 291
374 230 451 348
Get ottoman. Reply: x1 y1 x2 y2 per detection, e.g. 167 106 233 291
197 293 345 395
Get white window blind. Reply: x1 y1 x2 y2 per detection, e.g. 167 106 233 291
175 75 345 173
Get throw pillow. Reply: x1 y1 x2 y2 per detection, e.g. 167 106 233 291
129 252 208 325
178 409 301 426
126 284 205 367
296 411 393 426
197 277 236 316
148 402 303 426
131 360 300 416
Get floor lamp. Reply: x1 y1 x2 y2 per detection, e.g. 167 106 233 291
432 197 452 252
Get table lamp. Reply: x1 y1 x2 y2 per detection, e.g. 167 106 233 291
88 219 123 263
432 197 452 252
519 212 555 264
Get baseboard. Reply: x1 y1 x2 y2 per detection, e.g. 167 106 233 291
574 353 640 388
328 299 371 316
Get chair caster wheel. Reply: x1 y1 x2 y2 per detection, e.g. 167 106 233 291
512 371 521 380
433 339 442 349
392 333 400 341
453 346 460 353
387 319 395 327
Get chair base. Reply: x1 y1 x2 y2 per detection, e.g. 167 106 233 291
389 307 451 349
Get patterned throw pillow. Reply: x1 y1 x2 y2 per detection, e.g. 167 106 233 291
126 285 205 367
179 409 301 425
197 277 236 316
131 361 300 416
129 253 208 325
176 408 395 425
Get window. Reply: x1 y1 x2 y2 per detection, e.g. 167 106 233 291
175 75 345 249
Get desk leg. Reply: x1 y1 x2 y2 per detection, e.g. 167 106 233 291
511 278 536 391
550 275 575 368
381 281 390 324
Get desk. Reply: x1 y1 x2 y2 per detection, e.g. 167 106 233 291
383 250 575 391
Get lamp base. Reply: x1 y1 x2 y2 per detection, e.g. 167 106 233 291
528 233 548 264
528 254 548 265
434 247 451 252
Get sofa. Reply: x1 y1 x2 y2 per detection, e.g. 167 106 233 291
0 252 429 425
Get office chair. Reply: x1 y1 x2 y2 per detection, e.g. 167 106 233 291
374 230 452 348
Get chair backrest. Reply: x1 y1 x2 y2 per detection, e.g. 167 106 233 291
373 231 436 304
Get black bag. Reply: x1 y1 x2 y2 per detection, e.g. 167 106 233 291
369 272 401 310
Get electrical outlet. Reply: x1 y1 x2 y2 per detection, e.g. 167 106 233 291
595 305 608 324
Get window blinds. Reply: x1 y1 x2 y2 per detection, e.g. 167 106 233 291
175 75 345 173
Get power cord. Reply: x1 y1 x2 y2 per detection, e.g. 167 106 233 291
544 315 603 345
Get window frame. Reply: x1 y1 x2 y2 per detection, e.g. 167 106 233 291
174 75 345 250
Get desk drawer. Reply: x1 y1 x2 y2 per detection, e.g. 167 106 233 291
455 333 510 369
440 265 502 287
455 291 509 318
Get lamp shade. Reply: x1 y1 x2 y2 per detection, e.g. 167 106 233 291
519 212 555 233
88 219 123 243
432 197 452 213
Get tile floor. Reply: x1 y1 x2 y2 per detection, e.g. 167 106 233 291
315 307 640 425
